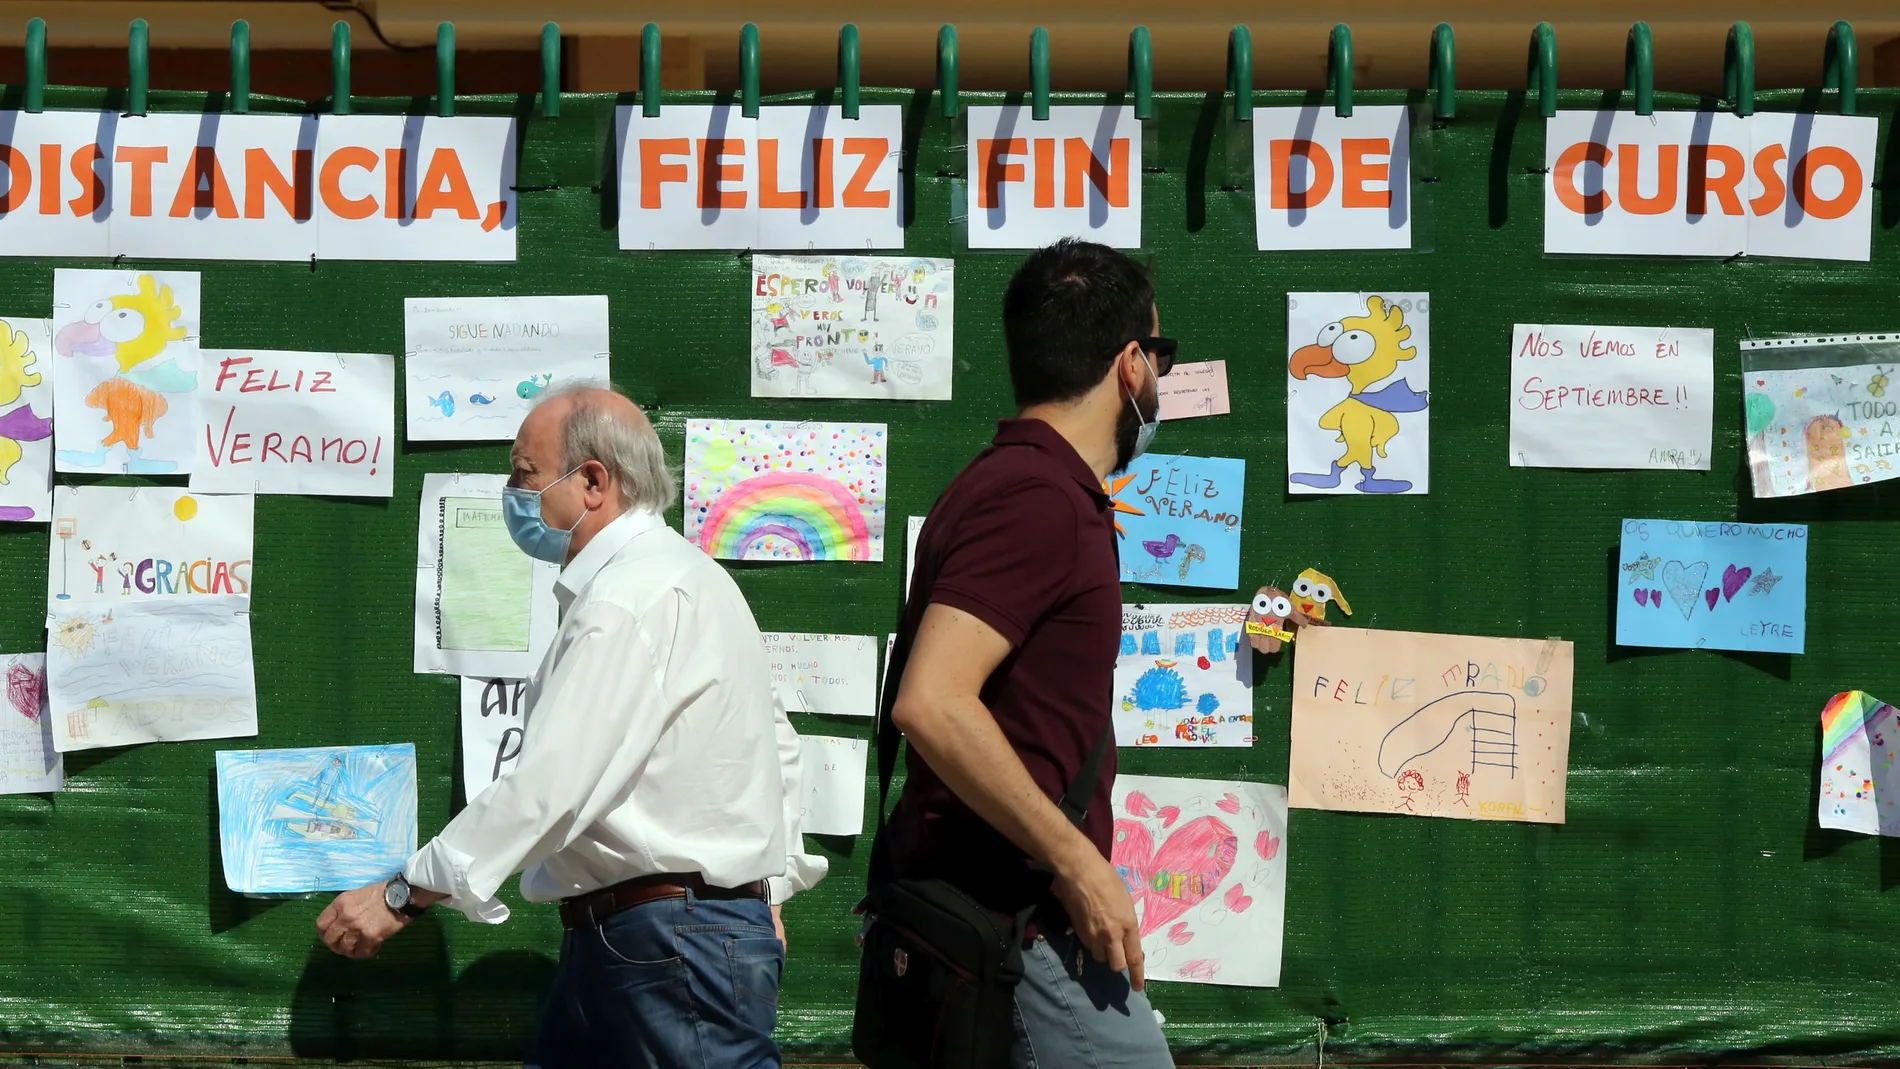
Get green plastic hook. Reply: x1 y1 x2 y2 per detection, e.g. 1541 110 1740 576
1527 22 1557 119
1624 22 1653 116
1030 27 1050 121
24 17 46 114
1327 24 1352 118
331 20 351 115
937 24 959 119
1824 21 1856 116
1724 22 1754 117
839 24 860 119
1227 25 1251 122
230 20 251 113
540 22 560 118
128 18 149 116
1128 27 1152 120
1429 23 1455 120
641 23 661 117
436 22 455 117
739 23 760 119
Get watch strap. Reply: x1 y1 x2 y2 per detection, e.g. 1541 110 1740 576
387 874 427 918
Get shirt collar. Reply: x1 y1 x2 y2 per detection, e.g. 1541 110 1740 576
992 418 1111 505
554 508 666 610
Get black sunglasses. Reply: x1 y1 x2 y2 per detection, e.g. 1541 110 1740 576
1128 336 1177 377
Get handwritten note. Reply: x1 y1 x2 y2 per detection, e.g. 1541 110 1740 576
1742 334 1900 497
193 350 395 497
798 733 869 836
1106 455 1245 589
761 633 878 718
460 677 525 799
404 295 611 442
751 256 954 401
1615 518 1809 654
1157 361 1231 421
1509 324 1713 470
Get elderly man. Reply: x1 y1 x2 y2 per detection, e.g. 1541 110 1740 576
318 385 825 1069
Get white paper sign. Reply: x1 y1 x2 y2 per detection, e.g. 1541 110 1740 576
0 653 61 794
965 106 1142 249
1252 106 1411 250
51 268 200 475
616 105 904 250
751 256 953 400
459 677 526 799
404 295 611 441
414 473 560 677
0 112 517 261
0 317 55 522
47 594 257 752
905 515 926 598
761 632 878 718
45 486 253 610
1156 361 1231 421
193 349 394 496
1544 111 1876 261
798 733 869 836
1509 324 1714 470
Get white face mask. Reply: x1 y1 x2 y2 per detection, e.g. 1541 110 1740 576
1124 352 1160 460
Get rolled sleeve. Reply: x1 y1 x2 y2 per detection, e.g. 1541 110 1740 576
406 837 510 924
927 478 1079 647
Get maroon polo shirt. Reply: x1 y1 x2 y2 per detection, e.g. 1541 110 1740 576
884 418 1121 919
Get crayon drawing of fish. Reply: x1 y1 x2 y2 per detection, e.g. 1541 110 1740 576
427 390 455 417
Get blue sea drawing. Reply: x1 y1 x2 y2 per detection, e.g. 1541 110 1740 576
216 744 418 895
428 390 455 418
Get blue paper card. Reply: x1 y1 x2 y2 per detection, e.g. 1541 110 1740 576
216 744 419 895
1107 454 1246 590
1614 519 1808 654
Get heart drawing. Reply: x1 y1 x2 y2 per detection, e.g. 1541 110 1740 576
1705 587 1721 611
1112 814 1239 936
1722 564 1752 602
1661 560 1710 620
1650 589 1662 608
1634 589 1649 607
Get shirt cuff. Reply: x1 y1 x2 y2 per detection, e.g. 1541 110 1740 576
405 838 512 924
767 850 830 905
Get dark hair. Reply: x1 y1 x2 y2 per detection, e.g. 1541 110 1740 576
1002 238 1155 407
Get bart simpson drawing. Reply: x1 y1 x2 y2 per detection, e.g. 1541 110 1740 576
54 275 194 474
1289 296 1428 494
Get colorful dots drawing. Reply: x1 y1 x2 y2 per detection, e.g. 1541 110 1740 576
684 419 887 563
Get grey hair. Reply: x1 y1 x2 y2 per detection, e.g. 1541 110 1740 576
538 383 677 513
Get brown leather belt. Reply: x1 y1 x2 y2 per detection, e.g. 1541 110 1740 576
558 872 766 930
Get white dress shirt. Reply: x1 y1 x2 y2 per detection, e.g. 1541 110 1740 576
406 508 828 922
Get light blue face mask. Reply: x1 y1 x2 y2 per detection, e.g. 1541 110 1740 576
1126 352 1160 460
502 464 587 564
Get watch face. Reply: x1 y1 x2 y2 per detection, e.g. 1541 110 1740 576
385 879 407 909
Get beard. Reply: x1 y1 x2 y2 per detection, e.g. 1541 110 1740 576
1111 376 1161 474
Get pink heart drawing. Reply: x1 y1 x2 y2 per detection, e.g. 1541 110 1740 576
5 662 42 722
1156 806 1181 828
1223 883 1253 913
1166 922 1194 945
1650 589 1663 608
1704 587 1721 612
1216 793 1241 814
1634 589 1649 607
1111 814 1239 936
1722 564 1752 602
1254 830 1280 861
1124 791 1155 818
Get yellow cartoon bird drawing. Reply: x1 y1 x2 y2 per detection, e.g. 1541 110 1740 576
1288 296 1427 494
1291 567 1350 622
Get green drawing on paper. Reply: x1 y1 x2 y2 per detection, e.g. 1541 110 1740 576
438 497 531 652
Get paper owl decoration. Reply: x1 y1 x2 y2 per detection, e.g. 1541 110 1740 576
1291 567 1351 622
1244 585 1328 654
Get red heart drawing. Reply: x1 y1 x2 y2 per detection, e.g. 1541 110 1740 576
1634 589 1649 607
1216 793 1241 814
1721 564 1752 602
1112 814 1238 936
1124 791 1155 818
1157 806 1181 828
1704 587 1720 612
1650 588 1663 607
5 662 43 722
1223 883 1253 913
1166 922 1193 945
1254 831 1280 861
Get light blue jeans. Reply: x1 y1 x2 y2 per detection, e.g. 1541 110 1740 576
526 890 783 1069
1012 928 1175 1069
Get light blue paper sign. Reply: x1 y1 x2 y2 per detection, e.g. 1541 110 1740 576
216 744 419 895
1614 518 1808 654
1107 454 1246 590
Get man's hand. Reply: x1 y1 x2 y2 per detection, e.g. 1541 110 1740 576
316 881 410 959
1049 844 1145 991
772 903 787 948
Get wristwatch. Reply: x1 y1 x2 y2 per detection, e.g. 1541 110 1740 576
384 873 428 918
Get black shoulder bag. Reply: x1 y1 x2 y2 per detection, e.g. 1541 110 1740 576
850 627 1112 1069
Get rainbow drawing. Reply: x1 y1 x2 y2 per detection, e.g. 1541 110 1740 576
696 471 873 562
1822 691 1883 764
1818 689 1900 837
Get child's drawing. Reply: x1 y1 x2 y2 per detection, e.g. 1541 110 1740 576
1290 627 1573 824
51 269 200 474
1287 292 1430 495
0 318 55 522
1615 518 1808 655
414 473 559 677
1113 604 1254 747
683 420 887 563
403 296 611 442
1818 690 1900 837
0 653 61 794
1111 775 1288 988
43 487 254 611
1742 335 1900 497
1105 455 1245 589
46 595 257 753
216 744 418 895
750 256 954 401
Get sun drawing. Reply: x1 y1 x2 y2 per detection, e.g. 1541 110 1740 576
1103 473 1145 537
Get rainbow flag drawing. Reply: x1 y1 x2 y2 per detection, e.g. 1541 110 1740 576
1818 690 1900 837
683 419 887 563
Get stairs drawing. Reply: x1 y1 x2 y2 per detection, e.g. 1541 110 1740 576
1376 690 1518 780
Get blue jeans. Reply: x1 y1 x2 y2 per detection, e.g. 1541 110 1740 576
526 890 784 1069
1012 929 1173 1069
